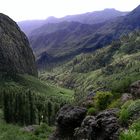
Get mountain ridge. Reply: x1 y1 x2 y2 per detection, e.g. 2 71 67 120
18 8 128 36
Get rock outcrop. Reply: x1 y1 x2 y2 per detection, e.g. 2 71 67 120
130 80 140 99
50 105 120 140
75 109 120 140
0 13 37 76
50 105 87 140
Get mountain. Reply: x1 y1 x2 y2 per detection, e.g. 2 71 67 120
45 9 128 24
18 9 128 36
41 30 140 97
0 13 74 140
29 5 140 69
18 20 44 36
40 29 140 140
0 13 37 76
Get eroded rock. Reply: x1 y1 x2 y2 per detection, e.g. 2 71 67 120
75 109 120 140
51 105 87 140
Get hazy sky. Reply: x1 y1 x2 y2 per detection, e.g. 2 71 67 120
0 0 140 21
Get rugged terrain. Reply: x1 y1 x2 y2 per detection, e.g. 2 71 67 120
24 6 140 70
0 13 37 76
1 4 140 140
0 13 74 140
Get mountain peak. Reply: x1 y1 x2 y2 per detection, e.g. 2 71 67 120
103 8 117 11
130 5 140 14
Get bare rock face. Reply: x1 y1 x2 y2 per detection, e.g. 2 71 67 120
121 93 133 103
0 13 37 76
50 105 87 140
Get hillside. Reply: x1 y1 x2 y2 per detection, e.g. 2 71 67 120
18 20 44 36
29 5 140 70
40 30 140 100
1 4 140 140
0 14 74 140
39 30 140 140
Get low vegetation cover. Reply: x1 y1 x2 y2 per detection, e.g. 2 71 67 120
41 31 140 101
120 120 140 140
0 74 74 139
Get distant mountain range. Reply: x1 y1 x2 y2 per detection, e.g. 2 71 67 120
18 6 140 70
18 9 128 36
45 9 128 24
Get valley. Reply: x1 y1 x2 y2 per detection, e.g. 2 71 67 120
0 4 140 140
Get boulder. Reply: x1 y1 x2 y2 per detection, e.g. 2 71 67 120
121 93 133 103
130 80 140 99
75 109 120 140
51 105 87 140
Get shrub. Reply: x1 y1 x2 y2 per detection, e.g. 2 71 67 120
108 98 121 109
119 100 140 125
34 123 53 139
120 120 140 140
94 91 113 110
87 107 97 115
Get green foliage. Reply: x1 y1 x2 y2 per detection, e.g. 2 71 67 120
0 75 74 126
119 100 140 125
40 31 140 104
0 110 53 140
87 107 97 115
108 98 121 109
94 91 113 110
34 123 54 139
120 120 140 140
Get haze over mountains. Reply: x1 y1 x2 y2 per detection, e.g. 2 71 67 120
18 6 140 70
18 9 128 36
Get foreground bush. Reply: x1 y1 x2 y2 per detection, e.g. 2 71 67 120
94 91 113 110
119 100 140 125
120 120 140 140
87 107 97 115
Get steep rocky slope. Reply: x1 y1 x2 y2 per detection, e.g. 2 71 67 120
0 13 37 76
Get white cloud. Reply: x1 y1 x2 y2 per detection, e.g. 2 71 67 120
0 0 139 21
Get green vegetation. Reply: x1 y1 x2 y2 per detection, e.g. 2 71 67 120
94 91 113 110
0 75 74 125
40 31 140 103
87 107 97 115
120 120 140 140
0 109 53 140
119 100 140 125
0 74 74 139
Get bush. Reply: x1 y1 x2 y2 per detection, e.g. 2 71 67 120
94 91 113 110
108 98 121 109
87 107 97 115
34 123 53 139
120 120 140 140
119 100 140 125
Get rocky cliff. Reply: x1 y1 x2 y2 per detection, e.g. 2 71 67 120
0 13 37 76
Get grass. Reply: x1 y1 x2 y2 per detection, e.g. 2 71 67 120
0 74 74 104
120 120 140 140
0 109 53 140
0 74 74 140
